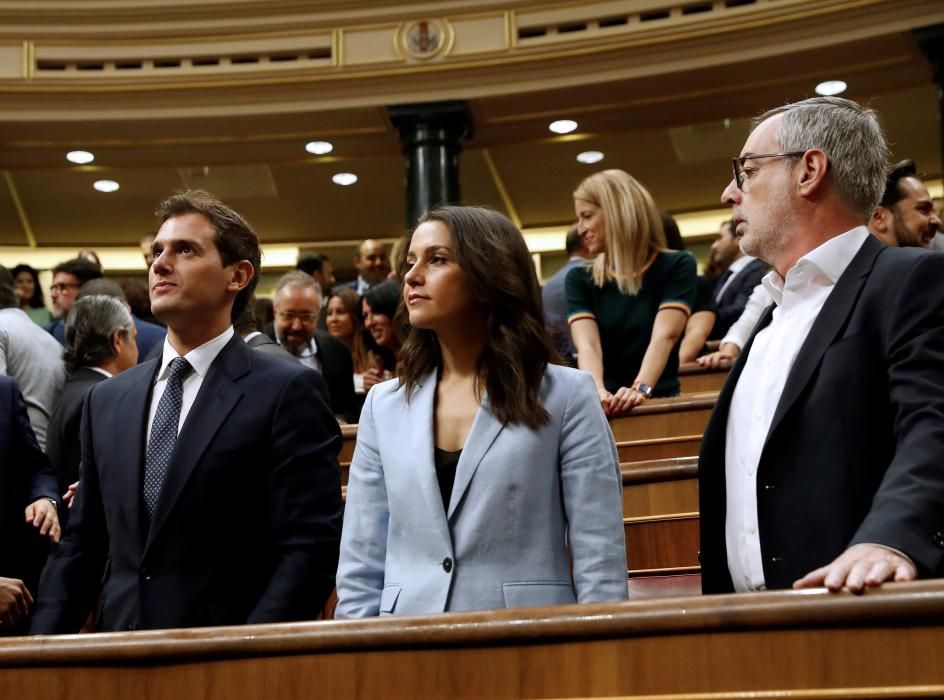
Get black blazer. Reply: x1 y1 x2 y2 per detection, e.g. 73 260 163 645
263 324 356 423
31 335 343 633
709 257 768 339
699 236 944 592
45 368 108 506
0 377 58 604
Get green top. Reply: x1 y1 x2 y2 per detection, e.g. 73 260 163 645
25 306 53 326
565 250 697 396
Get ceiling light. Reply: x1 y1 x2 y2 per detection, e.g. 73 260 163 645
815 80 847 96
305 141 334 155
93 180 120 193
332 173 357 186
67 150 95 164
576 150 604 164
549 119 578 134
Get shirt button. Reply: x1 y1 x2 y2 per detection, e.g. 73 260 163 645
442 557 453 573
750 527 757 535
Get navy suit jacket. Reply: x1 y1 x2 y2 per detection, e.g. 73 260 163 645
31 334 343 633
708 257 768 340
0 377 58 594
699 237 944 592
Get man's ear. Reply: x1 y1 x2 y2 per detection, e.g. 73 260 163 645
870 205 890 234
111 330 123 355
796 149 829 199
227 260 254 293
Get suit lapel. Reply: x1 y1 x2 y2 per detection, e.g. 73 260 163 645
110 361 160 551
408 377 453 548
764 234 882 446
144 336 249 552
447 394 504 519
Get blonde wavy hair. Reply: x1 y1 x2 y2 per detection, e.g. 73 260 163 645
573 169 666 295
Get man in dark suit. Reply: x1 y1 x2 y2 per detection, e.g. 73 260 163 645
31 189 343 633
336 239 389 295
0 376 60 632
699 96 944 595
45 295 139 523
268 270 356 423
707 220 768 340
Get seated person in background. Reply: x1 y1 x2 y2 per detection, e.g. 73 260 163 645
361 279 403 392
79 278 166 362
45 257 102 343
0 265 66 451
1 376 60 633
697 158 942 370
326 287 379 396
707 219 768 341
335 206 627 618
541 226 589 365
11 265 52 326
568 169 697 415
268 271 356 423
46 295 139 523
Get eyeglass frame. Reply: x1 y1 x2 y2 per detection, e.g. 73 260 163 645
276 310 318 324
731 151 806 191
49 282 82 294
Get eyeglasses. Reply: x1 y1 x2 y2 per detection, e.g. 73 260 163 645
49 282 81 294
277 311 318 324
731 151 806 190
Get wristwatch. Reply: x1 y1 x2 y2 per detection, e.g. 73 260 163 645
631 381 653 399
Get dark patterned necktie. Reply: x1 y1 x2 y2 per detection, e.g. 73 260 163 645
143 356 192 520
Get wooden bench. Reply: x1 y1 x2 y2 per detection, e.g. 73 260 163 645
678 360 732 394
8 582 944 699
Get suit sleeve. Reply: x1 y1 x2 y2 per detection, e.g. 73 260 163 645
334 386 389 618
558 371 628 602
851 252 944 574
247 367 343 623
30 389 109 634
713 262 766 332
6 383 59 506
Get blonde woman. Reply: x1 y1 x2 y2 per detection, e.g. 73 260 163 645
568 169 697 416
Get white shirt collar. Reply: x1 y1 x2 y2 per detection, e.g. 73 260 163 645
242 330 262 343
727 255 756 275
88 366 112 378
761 226 869 307
275 334 319 358
157 326 234 382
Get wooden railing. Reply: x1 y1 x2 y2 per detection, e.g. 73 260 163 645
4 581 944 698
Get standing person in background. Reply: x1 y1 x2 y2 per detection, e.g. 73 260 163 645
542 226 589 365
78 279 166 362
45 295 139 524
11 265 52 327
336 206 626 618
707 220 768 341
0 265 66 451
338 239 390 295
361 279 403 393
45 258 103 344
326 287 378 399
0 376 60 634
296 252 336 331
568 169 697 415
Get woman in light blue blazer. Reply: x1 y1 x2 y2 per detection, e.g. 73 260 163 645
335 206 628 617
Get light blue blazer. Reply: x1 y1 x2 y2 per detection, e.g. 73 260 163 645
335 363 628 618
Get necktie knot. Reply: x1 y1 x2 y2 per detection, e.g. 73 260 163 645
167 356 192 383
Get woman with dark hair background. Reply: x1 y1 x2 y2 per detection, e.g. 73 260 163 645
335 206 627 618
361 278 402 392
11 265 52 326
326 287 379 396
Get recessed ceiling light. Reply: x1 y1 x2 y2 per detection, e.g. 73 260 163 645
815 80 847 96
93 180 120 193
332 173 357 186
549 119 578 134
305 141 334 155
67 150 95 164
576 150 604 164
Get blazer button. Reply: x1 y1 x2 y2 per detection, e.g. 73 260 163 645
141 567 151 581
933 531 944 549
442 557 453 573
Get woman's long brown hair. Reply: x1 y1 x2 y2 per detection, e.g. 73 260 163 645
396 206 560 429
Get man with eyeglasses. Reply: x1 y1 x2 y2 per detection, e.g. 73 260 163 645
698 96 944 596
269 270 356 423
44 257 103 343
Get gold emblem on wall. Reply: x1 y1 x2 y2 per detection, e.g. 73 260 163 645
396 19 454 61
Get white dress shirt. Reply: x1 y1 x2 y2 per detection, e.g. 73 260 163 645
715 255 757 302
146 326 234 449
725 226 869 591
275 335 321 373
721 282 772 351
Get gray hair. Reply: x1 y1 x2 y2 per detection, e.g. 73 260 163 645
753 96 888 220
63 294 135 373
273 270 321 306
